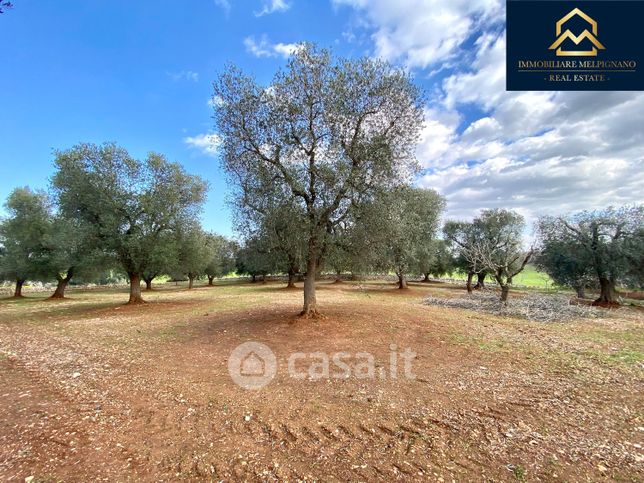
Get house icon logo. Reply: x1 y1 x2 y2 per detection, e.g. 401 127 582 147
228 341 277 390
240 351 266 376
549 8 606 57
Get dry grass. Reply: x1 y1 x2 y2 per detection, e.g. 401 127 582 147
1 280 643 481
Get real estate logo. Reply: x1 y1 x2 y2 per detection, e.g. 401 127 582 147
228 341 277 390
506 0 643 91
548 8 605 57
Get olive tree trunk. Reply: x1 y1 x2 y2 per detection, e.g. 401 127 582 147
594 277 618 305
13 278 25 298
302 253 318 317
208 275 215 286
466 272 474 293
333 270 343 284
188 275 195 290
474 272 486 290
397 273 408 290
144 278 153 291
127 272 144 304
50 272 73 299
287 270 296 288
422 273 430 283
500 284 510 302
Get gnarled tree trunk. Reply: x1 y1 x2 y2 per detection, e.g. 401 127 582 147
474 272 486 290
14 278 25 298
50 272 73 299
397 272 408 289
594 277 618 305
188 275 195 290
144 277 153 291
500 284 510 302
127 272 144 304
466 271 474 293
251 274 257 283
208 275 215 286
422 273 430 283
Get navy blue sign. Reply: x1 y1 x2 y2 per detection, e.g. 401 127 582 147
507 0 643 90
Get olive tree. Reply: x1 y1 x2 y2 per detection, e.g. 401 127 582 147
40 216 107 298
235 236 278 283
417 239 454 282
0 187 50 297
538 207 643 305
173 223 210 289
141 231 178 290
52 143 207 304
535 220 594 298
444 221 489 292
213 44 424 316
204 234 237 286
356 186 445 289
446 209 533 302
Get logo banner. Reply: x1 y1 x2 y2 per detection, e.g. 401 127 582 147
507 0 643 90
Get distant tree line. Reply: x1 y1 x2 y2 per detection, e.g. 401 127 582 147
0 143 237 303
2 44 642 312
215 43 642 314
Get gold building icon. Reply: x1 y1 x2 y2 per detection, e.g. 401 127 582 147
549 8 606 56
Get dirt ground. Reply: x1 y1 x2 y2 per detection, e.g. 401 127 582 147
0 280 642 482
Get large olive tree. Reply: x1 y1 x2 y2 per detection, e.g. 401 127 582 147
538 207 643 305
52 143 207 304
213 44 424 316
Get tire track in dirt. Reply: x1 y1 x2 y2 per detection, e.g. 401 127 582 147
0 325 501 481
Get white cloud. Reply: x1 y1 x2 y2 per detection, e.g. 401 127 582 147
244 35 302 58
273 42 301 57
337 1 644 226
333 0 504 68
420 34 644 224
255 0 291 17
183 133 222 157
166 70 199 82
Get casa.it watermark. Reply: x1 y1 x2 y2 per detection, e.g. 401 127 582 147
228 341 416 390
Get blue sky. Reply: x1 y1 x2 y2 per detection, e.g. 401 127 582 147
1 0 642 237
0 1 358 237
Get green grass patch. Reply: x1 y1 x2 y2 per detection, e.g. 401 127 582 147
575 348 644 367
510 265 554 288
451 265 554 288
